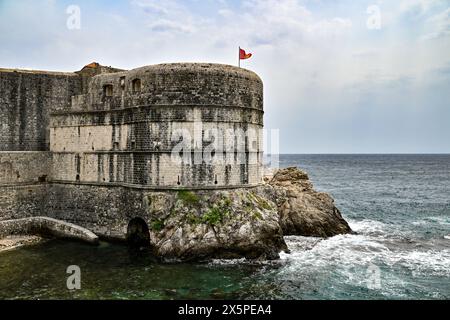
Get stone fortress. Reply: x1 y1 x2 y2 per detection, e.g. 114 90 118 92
0 62 267 247
1 62 264 188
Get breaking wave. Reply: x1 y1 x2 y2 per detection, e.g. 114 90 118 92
272 218 450 299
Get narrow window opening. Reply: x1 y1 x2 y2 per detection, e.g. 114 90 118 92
103 84 113 97
132 79 142 93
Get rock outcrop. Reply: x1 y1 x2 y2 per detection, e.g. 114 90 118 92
146 188 288 261
267 167 352 237
144 167 351 261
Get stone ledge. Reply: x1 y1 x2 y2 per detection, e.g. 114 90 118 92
0 182 48 188
50 104 265 116
49 180 263 191
0 217 99 245
0 68 78 76
0 151 52 154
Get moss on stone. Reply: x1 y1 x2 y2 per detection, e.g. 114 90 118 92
248 192 274 211
177 190 200 205
222 196 232 207
252 211 263 220
151 219 165 232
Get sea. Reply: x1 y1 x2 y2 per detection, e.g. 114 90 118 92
0 154 449 300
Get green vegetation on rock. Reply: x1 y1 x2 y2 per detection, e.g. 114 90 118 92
186 212 202 225
177 190 200 205
202 206 228 226
151 219 165 232
200 195 233 226
248 192 274 210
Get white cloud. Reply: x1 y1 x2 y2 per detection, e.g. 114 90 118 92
400 0 441 15
421 7 450 40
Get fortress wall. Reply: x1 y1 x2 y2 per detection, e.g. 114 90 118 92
0 152 52 185
49 104 264 187
50 115 263 154
50 152 262 187
0 185 47 221
0 152 51 221
44 183 151 240
0 69 82 151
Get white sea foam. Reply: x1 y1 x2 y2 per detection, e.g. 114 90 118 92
302 234 447 274
413 216 450 227
349 219 390 235
278 228 450 298
210 216 450 298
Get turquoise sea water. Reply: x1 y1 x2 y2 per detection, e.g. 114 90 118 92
0 154 449 299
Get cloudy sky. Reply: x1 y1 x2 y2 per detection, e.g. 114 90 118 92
1 0 449 153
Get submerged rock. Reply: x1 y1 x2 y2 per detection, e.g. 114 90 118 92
0 235 43 253
267 167 352 238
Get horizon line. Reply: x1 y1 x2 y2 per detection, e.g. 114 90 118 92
270 153 450 155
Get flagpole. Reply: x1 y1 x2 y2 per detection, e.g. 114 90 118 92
238 46 240 68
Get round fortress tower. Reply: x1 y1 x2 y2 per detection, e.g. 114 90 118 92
50 63 264 188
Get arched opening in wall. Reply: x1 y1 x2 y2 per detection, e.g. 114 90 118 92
126 218 150 248
132 79 142 93
103 84 113 97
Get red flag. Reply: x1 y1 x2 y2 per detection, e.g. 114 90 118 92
239 48 252 60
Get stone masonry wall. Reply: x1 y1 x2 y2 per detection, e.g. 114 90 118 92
0 69 82 151
0 185 48 221
0 152 52 185
50 107 263 187
44 183 152 240
49 63 264 188
0 152 52 220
